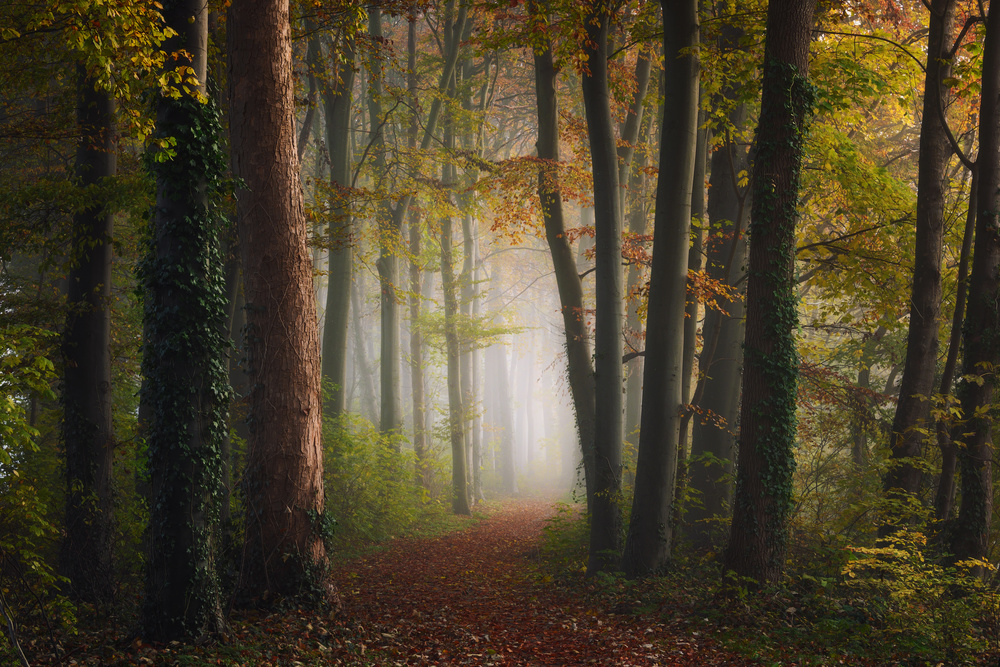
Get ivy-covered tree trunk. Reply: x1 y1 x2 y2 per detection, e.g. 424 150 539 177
723 0 816 586
228 0 327 599
882 0 955 517
686 11 752 549
529 0 596 509
951 1 1000 565
141 0 226 640
61 65 116 606
621 0 699 577
321 34 356 420
582 0 624 575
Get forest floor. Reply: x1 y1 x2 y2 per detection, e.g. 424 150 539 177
20 496 998 665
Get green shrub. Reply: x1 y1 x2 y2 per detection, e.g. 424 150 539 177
322 413 424 550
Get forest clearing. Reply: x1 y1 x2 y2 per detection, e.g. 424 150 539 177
5 0 1000 664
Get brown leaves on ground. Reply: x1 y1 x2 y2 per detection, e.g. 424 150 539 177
327 497 750 666
22 498 754 665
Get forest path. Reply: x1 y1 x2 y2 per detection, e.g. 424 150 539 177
328 497 749 666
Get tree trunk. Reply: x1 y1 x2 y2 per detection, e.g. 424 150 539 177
882 0 955 517
723 0 816 586
951 1 1000 566
582 0 624 575
61 64 116 606
685 16 752 548
228 0 327 599
351 278 379 424
621 0 699 577
321 34 356 420
443 202 471 515
529 0 596 509
142 0 227 639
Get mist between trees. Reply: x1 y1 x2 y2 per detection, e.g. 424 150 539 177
1 0 999 663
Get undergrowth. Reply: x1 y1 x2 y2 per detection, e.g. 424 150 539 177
537 499 1000 666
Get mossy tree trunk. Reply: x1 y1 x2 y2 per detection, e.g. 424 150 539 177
723 0 816 586
142 0 227 639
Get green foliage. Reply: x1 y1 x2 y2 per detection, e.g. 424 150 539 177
322 413 424 551
0 326 76 649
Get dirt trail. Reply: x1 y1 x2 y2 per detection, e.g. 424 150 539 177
329 498 748 666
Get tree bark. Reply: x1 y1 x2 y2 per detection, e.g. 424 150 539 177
228 0 327 599
321 34 356 420
142 0 227 639
61 64 116 606
582 0 624 575
621 0 699 577
951 1 1000 566
686 13 752 548
529 0 596 509
882 0 955 516
723 0 816 586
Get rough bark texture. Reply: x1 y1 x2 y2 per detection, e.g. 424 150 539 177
883 0 955 512
621 0 699 577
228 0 327 599
951 1 1000 565
61 65 116 606
321 35 356 420
582 0 624 575
723 0 816 586
529 0 596 508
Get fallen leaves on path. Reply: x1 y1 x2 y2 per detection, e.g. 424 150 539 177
327 497 751 666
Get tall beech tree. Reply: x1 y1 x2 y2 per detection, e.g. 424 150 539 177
529 0 596 508
621 0 700 577
581 0 624 574
951 0 999 565
141 0 227 639
228 0 327 598
882 0 955 515
61 65 116 605
724 0 816 585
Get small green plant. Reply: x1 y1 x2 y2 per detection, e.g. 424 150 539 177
322 412 423 551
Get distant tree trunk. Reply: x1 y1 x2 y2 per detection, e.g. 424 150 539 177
621 49 653 466
443 206 471 515
351 279 379 424
529 0 596 508
228 0 327 599
142 0 227 639
61 65 116 606
321 35 356 419
582 0 624 574
675 106 708 533
406 11 431 490
621 0 699 577
686 13 752 549
489 265 518 495
951 2 1000 566
935 167 977 522
372 0 468 435
723 0 816 586
883 0 955 518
